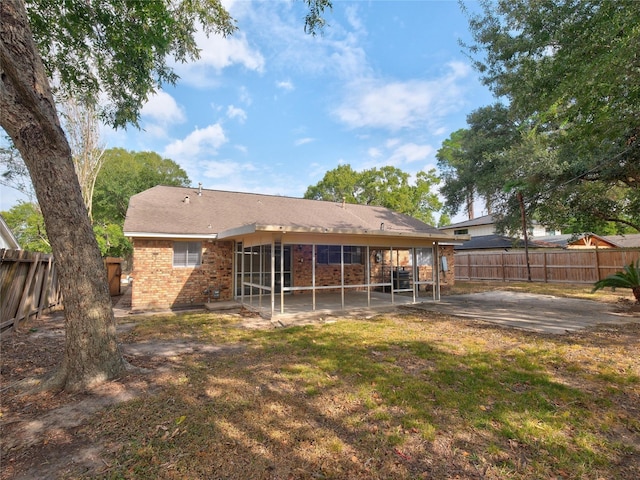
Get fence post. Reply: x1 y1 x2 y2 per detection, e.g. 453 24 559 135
543 252 548 283
594 248 601 281
14 253 39 331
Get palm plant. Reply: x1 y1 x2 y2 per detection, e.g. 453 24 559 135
592 260 640 303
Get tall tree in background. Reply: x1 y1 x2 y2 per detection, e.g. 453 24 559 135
305 165 442 225
436 129 475 220
463 0 640 233
437 104 520 225
93 149 190 226
0 0 331 392
61 97 106 221
92 148 191 258
1 201 50 252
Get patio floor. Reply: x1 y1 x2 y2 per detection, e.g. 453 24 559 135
235 290 438 324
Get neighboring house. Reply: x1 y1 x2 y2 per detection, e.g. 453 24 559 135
533 233 619 249
530 233 640 249
0 214 21 250
440 214 560 238
603 234 640 249
124 186 467 317
453 234 549 252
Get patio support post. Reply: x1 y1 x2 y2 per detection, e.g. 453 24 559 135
340 244 345 310
271 239 276 317
390 246 395 304
258 245 262 309
412 248 417 303
433 242 441 301
240 242 245 305
312 244 316 311
366 245 371 307
249 245 254 306
280 242 285 314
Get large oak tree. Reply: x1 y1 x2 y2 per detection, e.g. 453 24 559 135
0 0 330 392
462 0 640 233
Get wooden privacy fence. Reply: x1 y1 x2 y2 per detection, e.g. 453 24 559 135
456 248 640 284
1 249 62 332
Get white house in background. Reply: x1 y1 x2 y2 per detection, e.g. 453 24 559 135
439 214 560 239
0 214 20 250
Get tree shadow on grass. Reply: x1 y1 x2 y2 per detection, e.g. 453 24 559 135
92 317 639 479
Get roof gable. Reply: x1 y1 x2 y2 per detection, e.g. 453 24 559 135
0 214 20 249
124 186 445 238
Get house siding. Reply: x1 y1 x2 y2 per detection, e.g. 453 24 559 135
131 238 234 310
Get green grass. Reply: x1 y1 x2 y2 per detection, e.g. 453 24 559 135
91 310 640 479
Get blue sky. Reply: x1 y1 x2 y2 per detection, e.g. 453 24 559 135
1 0 494 223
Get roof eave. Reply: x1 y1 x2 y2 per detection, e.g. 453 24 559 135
124 231 218 240
218 223 469 243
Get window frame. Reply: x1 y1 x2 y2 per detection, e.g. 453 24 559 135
316 245 363 265
173 241 202 267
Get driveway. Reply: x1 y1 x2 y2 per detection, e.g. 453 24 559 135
412 291 640 334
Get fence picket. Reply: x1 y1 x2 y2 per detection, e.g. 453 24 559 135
0 249 62 333
455 248 640 284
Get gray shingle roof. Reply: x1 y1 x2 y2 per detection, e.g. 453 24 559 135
124 186 446 238
454 234 549 251
440 214 495 229
602 234 640 248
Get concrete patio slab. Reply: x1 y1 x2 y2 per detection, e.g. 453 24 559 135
410 291 640 334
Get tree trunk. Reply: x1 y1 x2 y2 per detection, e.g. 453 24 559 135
0 0 127 392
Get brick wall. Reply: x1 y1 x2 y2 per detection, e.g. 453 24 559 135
131 239 234 310
292 245 366 291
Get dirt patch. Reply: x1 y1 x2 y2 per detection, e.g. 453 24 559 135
0 312 245 479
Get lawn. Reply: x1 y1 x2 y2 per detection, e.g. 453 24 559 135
1 282 639 479
97 312 639 478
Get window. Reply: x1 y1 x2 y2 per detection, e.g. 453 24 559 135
453 228 468 235
316 245 363 265
173 241 201 267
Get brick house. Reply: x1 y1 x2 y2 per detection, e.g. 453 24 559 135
124 186 467 317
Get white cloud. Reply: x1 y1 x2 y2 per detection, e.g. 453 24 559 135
333 62 471 132
238 86 252 106
203 160 257 179
138 91 186 137
277 80 294 91
174 30 265 88
226 105 247 123
141 91 186 125
388 143 434 165
294 137 315 146
367 147 382 158
163 124 227 160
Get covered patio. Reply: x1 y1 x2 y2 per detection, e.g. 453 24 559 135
218 224 460 319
